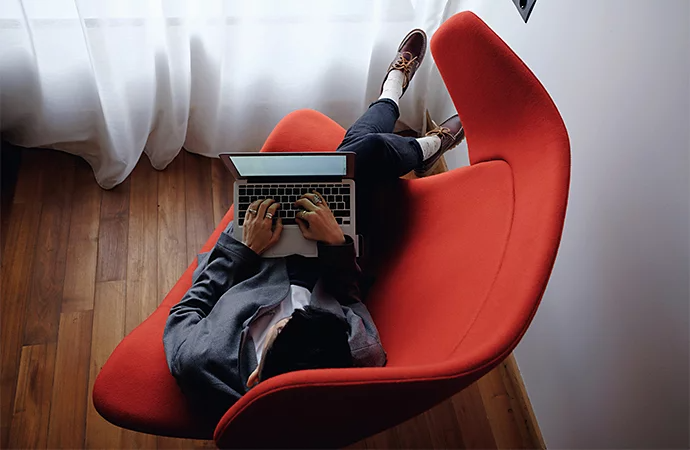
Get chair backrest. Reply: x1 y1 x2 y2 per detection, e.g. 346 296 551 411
433 11 570 365
214 12 569 448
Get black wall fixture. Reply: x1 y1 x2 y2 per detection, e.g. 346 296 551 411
512 0 537 22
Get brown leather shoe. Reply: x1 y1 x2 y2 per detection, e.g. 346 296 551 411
380 29 427 97
415 111 465 177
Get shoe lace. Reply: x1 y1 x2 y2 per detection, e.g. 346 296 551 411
391 52 418 88
425 126 454 141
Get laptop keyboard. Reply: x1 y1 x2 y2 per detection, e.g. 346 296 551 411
237 183 352 226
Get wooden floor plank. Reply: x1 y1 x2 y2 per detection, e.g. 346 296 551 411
184 152 215 263
47 311 94 449
10 148 44 205
157 436 215 449
211 158 233 227
500 355 545 449
125 161 160 334
394 412 435 448
23 152 75 345
362 427 402 449
85 281 126 449
478 363 531 449
62 159 102 312
156 436 186 449
0 201 43 448
424 399 465 449
8 344 57 449
451 383 498 449
157 154 187 297
96 178 131 282
120 429 159 450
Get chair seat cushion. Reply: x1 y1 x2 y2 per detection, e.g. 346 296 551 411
367 160 514 367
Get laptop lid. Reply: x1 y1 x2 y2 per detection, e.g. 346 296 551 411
220 152 355 182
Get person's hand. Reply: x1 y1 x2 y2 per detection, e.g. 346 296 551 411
242 199 283 255
295 191 346 245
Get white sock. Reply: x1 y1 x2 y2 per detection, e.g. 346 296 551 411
378 70 405 105
416 135 442 161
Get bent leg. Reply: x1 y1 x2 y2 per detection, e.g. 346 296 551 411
338 132 423 183
337 99 400 149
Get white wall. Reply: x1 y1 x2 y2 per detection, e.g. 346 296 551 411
436 1 690 448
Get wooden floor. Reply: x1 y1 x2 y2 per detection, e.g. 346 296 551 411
1 148 542 449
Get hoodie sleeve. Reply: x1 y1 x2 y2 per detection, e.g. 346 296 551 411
316 235 361 306
317 235 387 367
343 303 387 367
163 232 260 371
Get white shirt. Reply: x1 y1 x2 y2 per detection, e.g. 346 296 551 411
249 285 311 364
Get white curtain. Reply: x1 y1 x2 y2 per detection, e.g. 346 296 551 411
0 0 452 188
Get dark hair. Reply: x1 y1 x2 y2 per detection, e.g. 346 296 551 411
259 306 353 381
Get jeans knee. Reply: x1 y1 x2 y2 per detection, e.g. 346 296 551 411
359 133 388 152
364 133 385 143
341 134 386 156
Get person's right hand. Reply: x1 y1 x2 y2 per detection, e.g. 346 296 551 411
242 199 283 255
295 191 346 245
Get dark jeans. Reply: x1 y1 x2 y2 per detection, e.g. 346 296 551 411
336 99 423 181
287 99 422 290
337 98 422 244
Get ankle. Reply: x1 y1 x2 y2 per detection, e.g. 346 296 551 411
379 70 405 104
385 69 405 83
415 135 442 161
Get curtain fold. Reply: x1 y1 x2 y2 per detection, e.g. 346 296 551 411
0 0 450 188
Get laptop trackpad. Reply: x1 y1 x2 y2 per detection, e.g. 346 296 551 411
262 226 317 258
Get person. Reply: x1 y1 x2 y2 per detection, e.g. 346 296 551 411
163 29 464 422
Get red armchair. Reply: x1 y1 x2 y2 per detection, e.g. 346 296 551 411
93 11 569 448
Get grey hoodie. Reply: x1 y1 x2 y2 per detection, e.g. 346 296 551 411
163 230 386 421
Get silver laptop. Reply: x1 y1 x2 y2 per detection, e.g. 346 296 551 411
220 152 358 258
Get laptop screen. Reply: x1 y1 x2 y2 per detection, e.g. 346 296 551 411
229 154 347 177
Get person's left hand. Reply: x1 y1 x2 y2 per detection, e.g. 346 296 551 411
295 191 346 245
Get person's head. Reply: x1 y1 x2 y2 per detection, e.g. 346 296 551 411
246 306 352 387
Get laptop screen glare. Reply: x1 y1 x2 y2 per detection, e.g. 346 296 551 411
230 154 347 177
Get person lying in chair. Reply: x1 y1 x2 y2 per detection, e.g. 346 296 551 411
163 28 464 422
